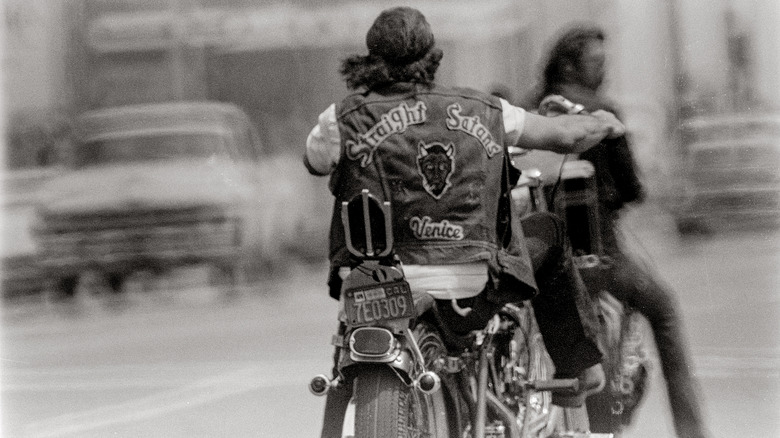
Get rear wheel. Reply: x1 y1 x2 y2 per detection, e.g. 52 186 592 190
353 366 448 438
352 323 451 438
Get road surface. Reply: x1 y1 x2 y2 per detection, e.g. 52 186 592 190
2 204 778 437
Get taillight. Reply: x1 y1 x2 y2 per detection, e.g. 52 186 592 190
349 327 396 357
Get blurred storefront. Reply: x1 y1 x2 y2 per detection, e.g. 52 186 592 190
3 0 780 186
67 0 537 156
3 0 73 169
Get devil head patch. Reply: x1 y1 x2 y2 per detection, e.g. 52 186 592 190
417 141 455 199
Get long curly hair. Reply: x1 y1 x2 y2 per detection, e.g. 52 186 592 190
340 7 444 91
340 50 443 91
539 24 605 97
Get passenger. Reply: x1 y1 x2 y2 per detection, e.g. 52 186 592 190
304 9 625 433
525 23 710 438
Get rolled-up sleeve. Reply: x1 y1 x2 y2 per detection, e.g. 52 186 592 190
500 98 527 146
305 104 341 175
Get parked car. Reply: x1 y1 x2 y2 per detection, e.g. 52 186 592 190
32 101 267 297
1 168 59 300
674 112 780 234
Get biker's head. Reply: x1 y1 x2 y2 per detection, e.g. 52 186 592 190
340 7 444 91
542 24 606 92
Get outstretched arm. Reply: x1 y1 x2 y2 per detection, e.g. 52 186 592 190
518 109 625 155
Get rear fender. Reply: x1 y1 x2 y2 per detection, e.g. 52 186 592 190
338 334 416 385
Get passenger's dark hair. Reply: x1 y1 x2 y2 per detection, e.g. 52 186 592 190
539 24 605 97
340 7 444 90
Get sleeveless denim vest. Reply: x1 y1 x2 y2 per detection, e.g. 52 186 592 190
327 83 537 301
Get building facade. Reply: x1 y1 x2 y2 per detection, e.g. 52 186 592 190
3 0 779 190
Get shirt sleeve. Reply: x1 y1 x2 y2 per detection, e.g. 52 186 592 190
305 104 341 175
499 98 527 146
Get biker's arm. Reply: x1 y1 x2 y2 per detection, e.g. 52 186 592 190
305 104 341 175
516 109 625 155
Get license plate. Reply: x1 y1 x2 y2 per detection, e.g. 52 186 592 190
344 281 414 326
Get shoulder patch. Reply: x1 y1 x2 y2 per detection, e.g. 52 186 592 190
445 103 502 158
346 101 427 167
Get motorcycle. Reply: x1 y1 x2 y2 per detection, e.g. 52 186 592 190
309 180 616 437
511 123 652 436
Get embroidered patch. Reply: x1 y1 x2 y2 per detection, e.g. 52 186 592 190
409 216 464 241
346 101 428 167
417 141 455 199
445 103 502 157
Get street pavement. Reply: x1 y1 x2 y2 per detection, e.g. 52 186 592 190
1 203 778 437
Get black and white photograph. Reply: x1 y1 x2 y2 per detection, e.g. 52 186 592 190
1 1 778 437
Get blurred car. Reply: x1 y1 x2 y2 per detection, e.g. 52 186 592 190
32 101 265 297
1 168 59 300
674 112 780 233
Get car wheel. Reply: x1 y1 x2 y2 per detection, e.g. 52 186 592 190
210 262 246 301
51 275 79 301
675 217 711 236
107 272 126 293
214 263 241 286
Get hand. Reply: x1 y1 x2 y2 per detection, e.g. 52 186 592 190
591 109 626 139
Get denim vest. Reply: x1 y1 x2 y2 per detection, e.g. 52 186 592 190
327 83 537 301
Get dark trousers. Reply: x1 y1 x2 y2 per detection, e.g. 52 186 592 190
582 224 708 438
434 212 602 377
521 212 603 378
434 212 603 377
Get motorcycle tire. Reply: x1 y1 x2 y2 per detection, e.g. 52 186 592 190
352 325 451 437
